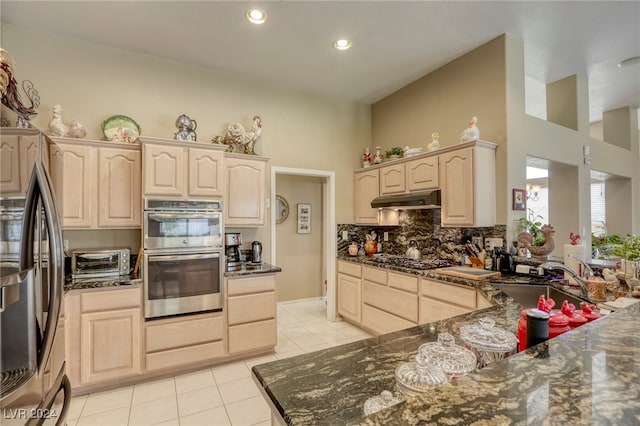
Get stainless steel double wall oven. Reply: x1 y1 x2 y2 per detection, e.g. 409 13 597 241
143 199 224 319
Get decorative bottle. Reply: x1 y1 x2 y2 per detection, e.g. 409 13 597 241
362 147 372 168
373 146 384 164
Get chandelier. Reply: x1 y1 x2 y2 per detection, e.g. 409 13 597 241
526 183 541 201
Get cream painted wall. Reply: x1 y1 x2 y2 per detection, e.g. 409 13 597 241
2 23 370 228
275 174 323 302
372 35 508 224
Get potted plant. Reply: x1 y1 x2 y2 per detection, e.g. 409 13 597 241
384 147 404 159
517 210 545 246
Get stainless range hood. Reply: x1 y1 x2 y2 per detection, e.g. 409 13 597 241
371 189 441 210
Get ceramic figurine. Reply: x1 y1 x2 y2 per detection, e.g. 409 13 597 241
362 147 372 167
49 104 69 137
373 146 384 164
174 114 198 142
517 224 555 259
211 115 262 154
428 132 441 152
67 119 87 139
459 116 480 143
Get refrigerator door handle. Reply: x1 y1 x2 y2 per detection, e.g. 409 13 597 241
21 159 65 375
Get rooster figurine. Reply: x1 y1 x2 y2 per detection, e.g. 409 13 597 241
211 115 262 154
0 48 40 126
49 104 69 137
518 224 555 258
459 116 480 143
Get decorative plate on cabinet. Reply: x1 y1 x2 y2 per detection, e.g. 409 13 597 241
101 115 141 143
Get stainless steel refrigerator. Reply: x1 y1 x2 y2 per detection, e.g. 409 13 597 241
1 129 70 425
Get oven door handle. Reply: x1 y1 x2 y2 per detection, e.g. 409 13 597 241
148 253 220 262
147 213 218 220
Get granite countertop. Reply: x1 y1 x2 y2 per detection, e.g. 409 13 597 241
64 275 142 292
252 257 640 425
224 262 282 277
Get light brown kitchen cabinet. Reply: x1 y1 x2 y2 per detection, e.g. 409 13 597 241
145 312 225 372
0 129 40 195
406 155 438 191
50 139 141 229
226 274 277 354
354 169 380 225
337 261 362 324
419 279 476 324
141 137 225 199
439 141 496 227
362 267 418 335
379 163 406 195
224 153 268 226
66 287 142 388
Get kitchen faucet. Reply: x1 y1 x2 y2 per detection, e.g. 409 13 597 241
540 262 590 299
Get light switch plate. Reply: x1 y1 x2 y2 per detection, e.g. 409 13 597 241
342 231 348 241
384 232 389 241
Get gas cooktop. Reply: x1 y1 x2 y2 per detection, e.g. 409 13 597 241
367 254 452 270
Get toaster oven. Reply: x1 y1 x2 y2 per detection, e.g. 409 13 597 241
71 248 131 279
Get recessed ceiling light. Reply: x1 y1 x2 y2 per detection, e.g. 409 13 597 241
617 56 640 68
246 8 267 25
332 39 352 51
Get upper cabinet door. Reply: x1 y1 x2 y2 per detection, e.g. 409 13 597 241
98 147 142 228
143 144 184 197
0 135 21 193
354 169 380 225
188 148 223 198
439 148 474 226
407 156 438 191
58 144 96 228
224 157 266 226
379 164 406 195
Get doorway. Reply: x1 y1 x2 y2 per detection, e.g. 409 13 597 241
270 167 337 321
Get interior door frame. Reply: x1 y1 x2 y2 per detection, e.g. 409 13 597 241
270 166 337 321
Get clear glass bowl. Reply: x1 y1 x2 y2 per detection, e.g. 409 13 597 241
395 353 448 397
418 332 477 375
459 317 519 368
363 390 403 416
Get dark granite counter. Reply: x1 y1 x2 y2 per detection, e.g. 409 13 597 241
252 257 640 425
64 275 142 292
224 262 281 277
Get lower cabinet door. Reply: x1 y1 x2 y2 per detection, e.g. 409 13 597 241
80 308 141 384
419 297 473 324
228 319 276 354
338 273 361 323
362 304 415 335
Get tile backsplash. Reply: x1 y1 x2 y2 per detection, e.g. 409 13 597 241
338 210 506 264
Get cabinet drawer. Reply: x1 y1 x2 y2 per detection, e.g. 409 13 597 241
388 272 418 293
363 281 418 322
338 261 361 277
228 319 276 354
420 279 476 309
145 314 223 353
80 287 141 312
362 304 415 335
227 292 276 325
419 296 473 324
227 275 275 296
145 341 225 372
363 266 386 284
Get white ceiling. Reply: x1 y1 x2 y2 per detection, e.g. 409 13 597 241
2 1 639 123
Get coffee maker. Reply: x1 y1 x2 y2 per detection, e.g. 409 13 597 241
225 233 242 269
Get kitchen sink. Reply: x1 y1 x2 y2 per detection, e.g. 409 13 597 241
491 283 586 309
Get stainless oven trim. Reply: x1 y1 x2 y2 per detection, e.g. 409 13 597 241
143 249 224 319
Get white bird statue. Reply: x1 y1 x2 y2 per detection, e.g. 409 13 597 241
49 104 69 137
459 116 480 143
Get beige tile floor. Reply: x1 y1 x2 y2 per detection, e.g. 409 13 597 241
64 299 373 426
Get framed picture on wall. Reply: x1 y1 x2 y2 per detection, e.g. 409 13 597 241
512 188 526 211
297 203 311 234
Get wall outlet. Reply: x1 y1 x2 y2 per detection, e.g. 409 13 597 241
384 232 389 241
342 231 348 241
63 239 69 251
